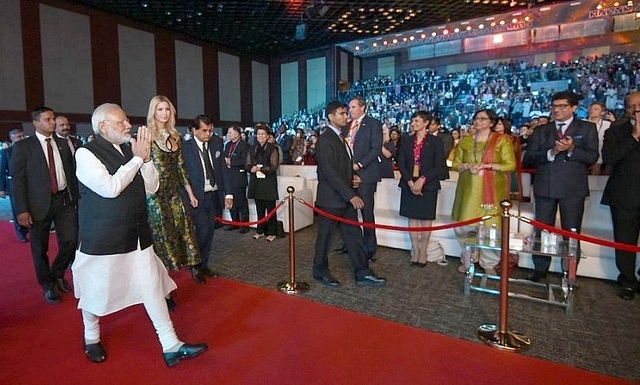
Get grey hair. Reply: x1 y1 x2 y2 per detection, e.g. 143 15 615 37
91 103 121 134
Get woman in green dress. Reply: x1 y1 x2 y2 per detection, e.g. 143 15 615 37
451 109 516 274
145 95 204 288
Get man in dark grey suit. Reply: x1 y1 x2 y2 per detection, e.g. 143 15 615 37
345 96 382 260
183 115 233 283
524 91 598 281
12 107 79 304
0 127 28 242
428 117 453 180
313 101 386 288
601 91 640 300
55 115 82 155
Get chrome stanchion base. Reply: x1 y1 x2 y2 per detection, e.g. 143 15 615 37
477 324 531 352
277 280 310 295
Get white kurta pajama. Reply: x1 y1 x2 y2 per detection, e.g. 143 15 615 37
72 146 176 316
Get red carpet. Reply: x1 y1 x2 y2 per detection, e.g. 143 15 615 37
0 221 630 384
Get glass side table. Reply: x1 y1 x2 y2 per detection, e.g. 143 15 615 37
462 235 578 313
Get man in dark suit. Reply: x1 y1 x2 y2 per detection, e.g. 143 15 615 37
223 125 250 233
428 117 453 180
345 96 383 260
12 106 79 304
601 91 640 300
524 91 598 281
55 115 82 155
276 124 293 164
313 101 386 288
183 115 233 283
0 127 28 242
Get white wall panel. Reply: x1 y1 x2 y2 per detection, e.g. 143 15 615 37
280 61 298 117
118 25 156 117
40 4 93 114
175 40 204 120
218 52 241 122
252 61 269 123
306 57 326 111
0 0 26 111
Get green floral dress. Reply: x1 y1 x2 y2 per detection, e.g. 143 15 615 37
147 140 200 270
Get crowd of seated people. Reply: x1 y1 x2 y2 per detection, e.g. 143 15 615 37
273 51 638 147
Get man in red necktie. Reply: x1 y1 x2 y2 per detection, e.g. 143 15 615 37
11 107 79 304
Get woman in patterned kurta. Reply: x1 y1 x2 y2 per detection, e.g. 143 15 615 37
451 109 516 274
145 96 203 285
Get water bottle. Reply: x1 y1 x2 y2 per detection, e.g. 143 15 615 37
568 228 578 257
477 221 486 240
489 224 498 241
549 231 558 247
541 229 550 246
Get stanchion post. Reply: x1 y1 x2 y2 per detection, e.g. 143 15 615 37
477 200 531 352
277 186 309 295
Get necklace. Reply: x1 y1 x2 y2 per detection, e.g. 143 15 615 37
473 131 492 163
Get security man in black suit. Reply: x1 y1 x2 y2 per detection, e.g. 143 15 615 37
55 115 82 155
345 96 383 260
601 91 640 300
313 101 386 288
12 106 78 304
183 115 233 283
524 91 598 281
0 127 28 242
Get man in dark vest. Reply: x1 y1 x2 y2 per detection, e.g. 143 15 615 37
72 103 207 366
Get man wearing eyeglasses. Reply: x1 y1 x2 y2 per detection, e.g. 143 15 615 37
524 91 598 282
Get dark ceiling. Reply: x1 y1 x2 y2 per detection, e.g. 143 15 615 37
65 0 575 58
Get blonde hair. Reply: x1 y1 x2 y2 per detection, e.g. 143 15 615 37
146 95 181 143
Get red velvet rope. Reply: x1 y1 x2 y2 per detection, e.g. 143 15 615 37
215 201 285 227
527 218 640 253
300 199 486 231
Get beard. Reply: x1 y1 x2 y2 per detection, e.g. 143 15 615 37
103 128 131 145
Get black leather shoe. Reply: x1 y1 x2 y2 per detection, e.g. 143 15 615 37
368 253 377 262
191 268 207 284
55 277 72 293
618 287 634 300
166 296 177 312
238 227 250 234
355 274 387 287
200 267 220 278
163 343 208 367
527 271 547 282
333 245 348 254
416 262 427 268
224 226 237 231
44 288 61 304
314 275 340 287
83 340 107 363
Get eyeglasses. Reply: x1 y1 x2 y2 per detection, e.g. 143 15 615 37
551 104 571 110
104 118 130 126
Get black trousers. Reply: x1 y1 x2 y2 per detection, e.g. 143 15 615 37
610 205 640 289
254 199 277 236
191 191 220 269
229 186 249 225
30 190 77 288
532 194 585 273
356 182 377 256
313 205 370 279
